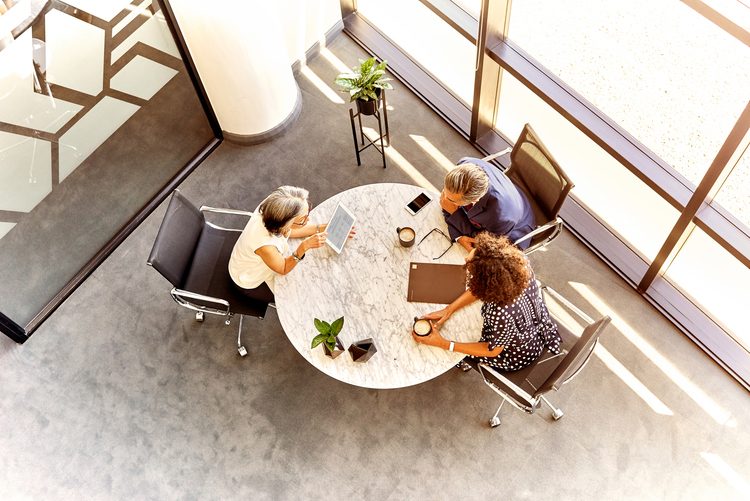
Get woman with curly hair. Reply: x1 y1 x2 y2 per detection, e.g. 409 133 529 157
413 232 561 371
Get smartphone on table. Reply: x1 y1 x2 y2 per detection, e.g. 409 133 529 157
405 192 432 215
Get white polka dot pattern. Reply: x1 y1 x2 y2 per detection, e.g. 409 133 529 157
471 274 561 372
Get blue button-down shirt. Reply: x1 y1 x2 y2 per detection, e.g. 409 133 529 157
443 157 535 249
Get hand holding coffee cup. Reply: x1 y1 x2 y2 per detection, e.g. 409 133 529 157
397 226 416 247
412 317 432 337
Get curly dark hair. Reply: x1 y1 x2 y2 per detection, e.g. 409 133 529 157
466 233 531 306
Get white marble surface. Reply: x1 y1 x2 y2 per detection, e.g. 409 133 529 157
276 183 482 389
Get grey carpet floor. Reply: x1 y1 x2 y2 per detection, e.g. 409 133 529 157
1 34 748 500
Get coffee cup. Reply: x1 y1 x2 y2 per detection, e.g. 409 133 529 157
412 317 432 337
397 226 416 247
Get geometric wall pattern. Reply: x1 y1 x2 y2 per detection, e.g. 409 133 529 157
0 0 180 240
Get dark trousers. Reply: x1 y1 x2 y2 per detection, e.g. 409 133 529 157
235 281 275 304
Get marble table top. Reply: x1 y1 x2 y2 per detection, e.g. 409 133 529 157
275 183 482 389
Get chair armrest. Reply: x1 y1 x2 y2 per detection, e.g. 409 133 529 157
481 147 512 162
540 284 595 324
199 206 254 232
513 218 562 247
171 288 230 316
200 206 254 217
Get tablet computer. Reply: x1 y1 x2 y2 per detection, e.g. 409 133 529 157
325 202 356 254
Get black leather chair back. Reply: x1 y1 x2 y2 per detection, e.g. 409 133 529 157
147 190 205 288
507 123 574 248
536 316 611 395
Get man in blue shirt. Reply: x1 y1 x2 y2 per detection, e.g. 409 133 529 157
440 157 535 251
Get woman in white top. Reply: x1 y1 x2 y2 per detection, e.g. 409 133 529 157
228 186 328 302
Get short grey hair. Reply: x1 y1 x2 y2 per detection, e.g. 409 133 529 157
259 186 310 235
444 163 489 204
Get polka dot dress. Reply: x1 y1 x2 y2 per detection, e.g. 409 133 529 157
471 276 562 372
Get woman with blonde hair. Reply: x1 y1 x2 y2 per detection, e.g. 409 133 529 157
414 232 560 371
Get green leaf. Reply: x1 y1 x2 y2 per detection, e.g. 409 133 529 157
311 333 327 349
314 318 327 334
334 57 391 102
331 316 344 335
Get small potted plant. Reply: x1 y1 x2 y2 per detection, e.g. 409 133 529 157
334 57 393 116
311 316 345 359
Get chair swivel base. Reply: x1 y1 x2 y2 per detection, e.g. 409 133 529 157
193 311 249 357
540 395 564 420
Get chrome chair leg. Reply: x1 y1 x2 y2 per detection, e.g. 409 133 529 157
195 311 204 322
236 315 247 357
489 399 505 428
540 395 564 420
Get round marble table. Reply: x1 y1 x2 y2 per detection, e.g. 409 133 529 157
275 183 482 389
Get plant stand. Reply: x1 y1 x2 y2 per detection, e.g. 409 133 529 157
349 90 389 169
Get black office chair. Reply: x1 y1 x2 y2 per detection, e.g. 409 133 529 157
478 284 610 428
482 123 574 254
147 190 270 356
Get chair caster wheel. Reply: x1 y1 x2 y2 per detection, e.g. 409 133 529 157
225 318 231 326
489 416 501 428
552 409 564 421
195 312 204 322
238 346 247 357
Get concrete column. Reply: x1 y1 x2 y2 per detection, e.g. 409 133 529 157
168 0 301 143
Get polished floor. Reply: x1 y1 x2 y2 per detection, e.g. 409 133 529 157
1 34 748 500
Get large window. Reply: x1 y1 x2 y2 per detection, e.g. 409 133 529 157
495 72 681 265
508 0 750 190
357 0 477 105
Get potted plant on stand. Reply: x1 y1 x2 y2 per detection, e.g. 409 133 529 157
311 316 345 359
334 57 393 115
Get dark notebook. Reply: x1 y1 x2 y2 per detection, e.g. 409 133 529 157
407 262 466 304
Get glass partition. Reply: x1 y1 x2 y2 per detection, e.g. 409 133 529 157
0 0 217 337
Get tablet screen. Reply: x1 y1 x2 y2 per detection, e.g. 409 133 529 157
325 203 356 253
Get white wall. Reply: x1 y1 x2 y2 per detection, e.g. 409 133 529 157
168 0 342 139
280 0 343 66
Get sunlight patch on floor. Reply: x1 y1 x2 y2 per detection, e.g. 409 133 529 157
410 134 455 172
299 65 345 104
545 289 672 416
700 452 750 494
319 47 353 74
362 127 438 192
570 282 736 427
594 344 673 416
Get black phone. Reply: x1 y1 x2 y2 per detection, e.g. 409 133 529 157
406 192 432 215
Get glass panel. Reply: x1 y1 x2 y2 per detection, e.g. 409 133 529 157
0 0 215 326
508 0 750 187
664 227 750 352
700 0 750 31
495 72 681 262
452 0 480 19
357 0 476 105
712 145 750 230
